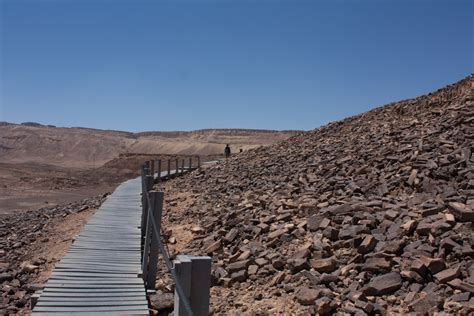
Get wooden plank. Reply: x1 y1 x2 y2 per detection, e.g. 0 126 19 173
47 279 144 285
36 300 148 307
55 262 141 267
39 292 145 298
33 306 149 312
42 288 145 293
49 273 139 279
44 282 144 288
32 177 150 315
54 268 139 274
33 312 149 316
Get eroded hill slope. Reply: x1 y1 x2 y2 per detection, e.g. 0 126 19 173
0 125 297 168
160 75 473 314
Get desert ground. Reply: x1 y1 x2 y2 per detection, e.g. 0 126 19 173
1 76 473 315
0 126 297 214
0 127 298 314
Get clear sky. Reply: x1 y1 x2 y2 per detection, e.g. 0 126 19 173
0 0 472 132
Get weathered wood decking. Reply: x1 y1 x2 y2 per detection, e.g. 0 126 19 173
32 177 148 315
32 163 199 315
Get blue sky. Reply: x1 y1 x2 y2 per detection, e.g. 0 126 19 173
0 0 472 132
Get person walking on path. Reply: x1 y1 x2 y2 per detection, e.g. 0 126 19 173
224 144 231 158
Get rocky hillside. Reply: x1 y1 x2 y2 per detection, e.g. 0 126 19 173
161 75 473 314
0 124 297 168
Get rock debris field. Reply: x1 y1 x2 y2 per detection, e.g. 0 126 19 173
0 196 106 315
161 76 473 314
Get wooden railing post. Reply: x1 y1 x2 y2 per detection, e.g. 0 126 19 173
142 191 164 289
140 165 146 236
189 157 192 170
157 160 162 183
181 159 185 174
175 158 179 176
174 255 212 316
150 160 155 178
141 173 154 259
197 156 201 168
167 159 171 178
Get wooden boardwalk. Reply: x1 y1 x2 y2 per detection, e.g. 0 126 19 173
32 177 149 315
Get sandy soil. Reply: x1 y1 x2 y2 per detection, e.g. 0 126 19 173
0 162 115 215
0 153 208 214
29 207 97 285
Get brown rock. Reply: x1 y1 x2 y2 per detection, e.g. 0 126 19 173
408 291 442 313
269 271 286 286
227 260 250 273
248 265 258 275
410 259 429 277
357 235 377 254
322 227 339 241
447 279 474 294
272 257 285 270
434 265 460 283
191 226 204 233
204 239 221 253
401 270 424 283
364 257 391 272
363 272 402 296
230 270 247 283
288 258 310 274
268 229 286 240
416 221 432 235
355 300 374 313
315 297 334 314
307 215 322 231
20 261 38 273
295 287 320 305
224 228 239 243
448 202 474 222
236 250 251 261
149 291 174 310
0 272 12 283
407 169 418 186
254 258 268 266
311 257 337 273
418 256 446 274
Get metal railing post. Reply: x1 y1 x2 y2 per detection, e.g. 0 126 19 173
150 160 155 178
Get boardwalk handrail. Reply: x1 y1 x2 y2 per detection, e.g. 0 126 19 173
142 187 194 316
141 157 209 316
